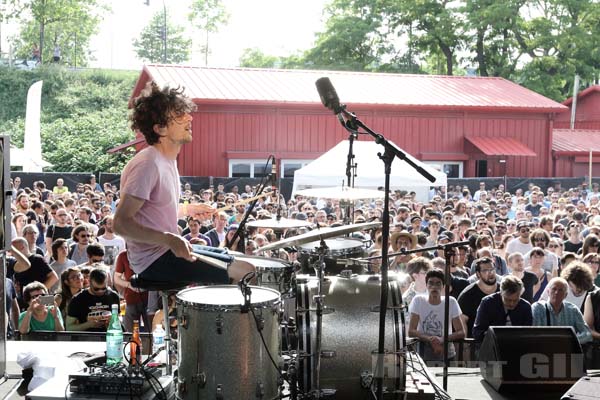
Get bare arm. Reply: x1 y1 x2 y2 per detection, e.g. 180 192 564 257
43 271 59 293
114 194 193 260
11 246 31 273
584 295 600 340
66 315 105 331
113 271 129 294
449 315 466 341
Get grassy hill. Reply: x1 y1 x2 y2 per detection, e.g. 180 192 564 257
0 66 139 173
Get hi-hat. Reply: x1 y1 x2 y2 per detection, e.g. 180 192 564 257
247 217 312 229
254 221 381 253
295 186 385 200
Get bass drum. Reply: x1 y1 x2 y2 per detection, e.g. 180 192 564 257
176 286 281 400
296 275 405 399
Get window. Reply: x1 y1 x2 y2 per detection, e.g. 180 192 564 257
423 161 463 178
281 160 313 178
229 159 273 178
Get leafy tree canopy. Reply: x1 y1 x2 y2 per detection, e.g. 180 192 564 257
133 10 191 64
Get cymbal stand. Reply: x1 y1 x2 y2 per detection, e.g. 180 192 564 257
311 238 334 399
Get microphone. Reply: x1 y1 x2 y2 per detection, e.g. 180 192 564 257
315 77 344 115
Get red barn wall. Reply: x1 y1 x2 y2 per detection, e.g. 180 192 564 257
555 90 600 129
178 103 553 178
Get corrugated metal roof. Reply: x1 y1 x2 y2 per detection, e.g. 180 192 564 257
553 129 600 153
140 65 567 113
562 85 600 106
465 137 536 157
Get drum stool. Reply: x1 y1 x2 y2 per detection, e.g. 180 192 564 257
130 275 189 375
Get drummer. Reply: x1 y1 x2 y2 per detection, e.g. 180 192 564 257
114 81 253 285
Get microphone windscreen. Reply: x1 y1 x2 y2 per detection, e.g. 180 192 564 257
315 77 342 114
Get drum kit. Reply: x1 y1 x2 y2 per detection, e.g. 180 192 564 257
175 216 413 400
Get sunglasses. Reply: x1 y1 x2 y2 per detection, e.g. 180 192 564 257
91 286 107 293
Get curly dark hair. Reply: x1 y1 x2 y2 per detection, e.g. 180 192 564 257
130 81 197 145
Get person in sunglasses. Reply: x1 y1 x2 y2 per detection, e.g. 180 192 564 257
66 268 119 332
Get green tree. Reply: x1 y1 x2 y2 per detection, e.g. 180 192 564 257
464 0 524 77
512 0 600 100
188 0 229 65
9 0 102 65
133 11 191 64
239 48 281 68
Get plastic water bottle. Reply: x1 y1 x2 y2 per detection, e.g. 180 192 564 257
152 324 165 363
106 304 123 365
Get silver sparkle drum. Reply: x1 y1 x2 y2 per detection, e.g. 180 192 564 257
235 255 294 295
298 237 367 275
296 274 405 399
176 286 281 400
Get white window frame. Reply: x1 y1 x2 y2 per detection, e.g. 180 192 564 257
423 161 463 178
281 159 313 178
228 159 273 178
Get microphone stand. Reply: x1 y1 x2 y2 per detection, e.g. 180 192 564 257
344 131 358 225
336 108 436 400
226 156 274 250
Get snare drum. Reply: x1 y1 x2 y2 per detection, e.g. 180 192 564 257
296 274 405 399
176 286 281 400
298 237 367 275
235 255 294 295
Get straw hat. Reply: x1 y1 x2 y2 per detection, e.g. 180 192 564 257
390 231 417 252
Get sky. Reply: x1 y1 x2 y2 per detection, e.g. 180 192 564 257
89 0 328 70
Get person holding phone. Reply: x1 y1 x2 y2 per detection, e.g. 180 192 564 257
18 281 64 334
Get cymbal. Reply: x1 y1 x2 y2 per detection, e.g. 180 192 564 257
254 221 381 253
246 217 312 229
295 186 385 200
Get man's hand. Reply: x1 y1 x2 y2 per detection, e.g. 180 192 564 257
179 203 216 219
166 232 194 261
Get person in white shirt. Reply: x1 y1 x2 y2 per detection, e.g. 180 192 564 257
408 268 465 362
505 220 533 256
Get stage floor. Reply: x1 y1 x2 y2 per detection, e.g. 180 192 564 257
431 367 577 400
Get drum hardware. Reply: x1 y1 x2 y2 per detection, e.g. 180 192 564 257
177 314 188 329
320 350 336 359
338 269 353 278
215 314 224 334
297 307 335 314
360 371 374 389
256 382 265 398
176 377 186 398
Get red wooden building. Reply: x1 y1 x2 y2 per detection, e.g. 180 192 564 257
120 65 568 179
555 85 600 130
552 85 600 176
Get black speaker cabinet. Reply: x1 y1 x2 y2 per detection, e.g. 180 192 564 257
478 326 585 393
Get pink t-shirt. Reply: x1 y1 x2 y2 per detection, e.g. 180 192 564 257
119 146 180 274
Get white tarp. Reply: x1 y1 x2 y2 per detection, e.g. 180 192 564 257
292 140 447 201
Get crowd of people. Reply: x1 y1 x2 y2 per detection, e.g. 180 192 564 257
6 176 600 360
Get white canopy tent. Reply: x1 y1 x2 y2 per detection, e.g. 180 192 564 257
292 140 447 202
